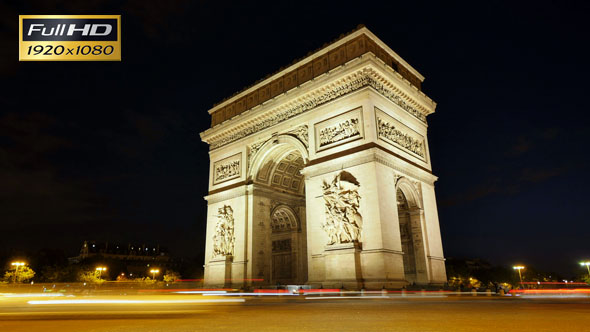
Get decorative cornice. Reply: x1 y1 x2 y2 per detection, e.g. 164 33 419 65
374 152 437 185
204 65 430 150
252 183 306 202
205 184 249 205
301 146 437 185
361 248 404 255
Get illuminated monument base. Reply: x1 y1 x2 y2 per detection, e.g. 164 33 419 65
200 27 446 289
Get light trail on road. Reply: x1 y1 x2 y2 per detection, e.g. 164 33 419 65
28 298 245 305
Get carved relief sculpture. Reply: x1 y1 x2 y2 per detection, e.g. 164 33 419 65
247 141 265 168
319 118 360 147
213 205 235 257
288 125 309 147
213 153 241 184
321 171 363 245
215 161 240 182
377 117 425 158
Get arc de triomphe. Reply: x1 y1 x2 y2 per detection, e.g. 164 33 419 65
200 27 446 289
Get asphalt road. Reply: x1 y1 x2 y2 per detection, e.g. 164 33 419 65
1 294 589 332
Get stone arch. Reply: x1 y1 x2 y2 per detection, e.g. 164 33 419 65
395 176 427 284
247 134 308 284
268 204 304 285
395 177 422 210
249 134 308 196
270 205 299 232
247 134 309 181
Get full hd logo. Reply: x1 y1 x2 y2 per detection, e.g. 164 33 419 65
19 15 121 61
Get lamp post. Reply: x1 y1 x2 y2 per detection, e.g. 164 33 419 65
580 262 590 279
10 262 25 283
513 266 525 286
150 269 160 280
95 266 107 280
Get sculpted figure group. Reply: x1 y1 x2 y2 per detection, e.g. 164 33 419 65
321 171 363 245
319 118 360 147
215 160 240 182
377 118 424 157
213 205 235 257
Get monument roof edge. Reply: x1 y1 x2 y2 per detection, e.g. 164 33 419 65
206 26 425 115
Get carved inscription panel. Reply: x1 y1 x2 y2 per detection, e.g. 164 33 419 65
375 107 426 161
314 107 363 152
213 153 242 185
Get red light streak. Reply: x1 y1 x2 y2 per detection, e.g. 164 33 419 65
519 282 587 285
510 289 590 294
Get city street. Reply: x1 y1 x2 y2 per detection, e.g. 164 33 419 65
1 293 589 332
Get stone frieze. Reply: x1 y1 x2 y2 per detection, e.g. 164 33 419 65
377 118 425 158
209 69 428 150
318 118 360 148
213 153 241 184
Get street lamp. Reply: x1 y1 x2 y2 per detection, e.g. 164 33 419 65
95 266 107 279
10 262 25 283
580 261 590 278
150 269 160 280
513 266 525 285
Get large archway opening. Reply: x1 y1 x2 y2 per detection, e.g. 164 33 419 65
250 136 308 285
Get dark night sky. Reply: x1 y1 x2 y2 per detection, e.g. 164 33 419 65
1 1 589 276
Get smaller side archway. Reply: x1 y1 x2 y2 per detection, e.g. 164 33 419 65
395 177 428 284
269 205 302 284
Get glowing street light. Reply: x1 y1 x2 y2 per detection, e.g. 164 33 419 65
580 261 590 278
95 266 107 279
513 266 525 285
150 269 160 280
11 261 26 283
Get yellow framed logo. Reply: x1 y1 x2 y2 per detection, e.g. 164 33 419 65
19 15 121 61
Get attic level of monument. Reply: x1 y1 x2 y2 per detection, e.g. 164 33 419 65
206 27 431 129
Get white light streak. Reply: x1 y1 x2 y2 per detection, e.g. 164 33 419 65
175 291 227 294
28 299 245 305
0 293 65 298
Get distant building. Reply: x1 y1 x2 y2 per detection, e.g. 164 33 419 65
69 241 172 277
75 241 169 261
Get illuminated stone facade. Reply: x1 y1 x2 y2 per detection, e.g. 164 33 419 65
200 27 446 289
